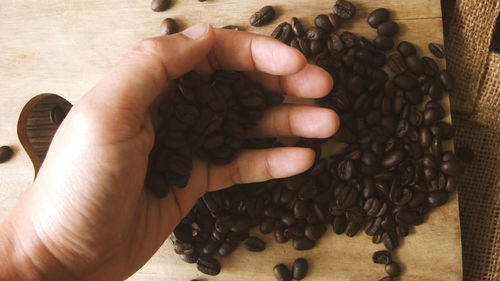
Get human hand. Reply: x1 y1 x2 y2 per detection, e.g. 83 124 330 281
0 23 338 280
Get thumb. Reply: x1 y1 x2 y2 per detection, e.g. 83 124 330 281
81 23 215 115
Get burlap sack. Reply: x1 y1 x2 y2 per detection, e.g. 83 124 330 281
442 0 500 280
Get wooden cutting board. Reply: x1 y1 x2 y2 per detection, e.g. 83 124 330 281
0 0 462 280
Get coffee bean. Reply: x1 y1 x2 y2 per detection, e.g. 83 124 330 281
428 190 449 207
393 74 417 90
382 150 404 167
405 55 425 75
428 42 445 58
333 0 356 20
372 250 392 264
305 224 327 240
387 53 407 74
385 262 401 277
290 17 305 37
293 237 316 250
439 70 455 91
151 0 171 12
271 22 288 39
222 25 240 31
367 8 390 28
315 14 333 31
397 41 417 57
441 160 463 176
273 264 292 281
338 159 354 180
422 56 439 76
306 26 325 41
328 33 344 53
250 5 275 27
160 18 178 35
382 231 398 250
428 80 444 100
292 258 308 280
328 13 342 29
196 256 221 276
243 236 266 252
374 36 394 51
0 146 14 163
377 21 399 36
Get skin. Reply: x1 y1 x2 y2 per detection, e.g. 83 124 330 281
0 23 338 281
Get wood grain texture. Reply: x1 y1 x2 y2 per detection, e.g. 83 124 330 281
0 1 462 280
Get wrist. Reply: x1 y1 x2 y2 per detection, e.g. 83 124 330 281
0 193 79 281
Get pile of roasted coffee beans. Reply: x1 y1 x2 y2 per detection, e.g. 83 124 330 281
147 1 464 280
145 71 284 197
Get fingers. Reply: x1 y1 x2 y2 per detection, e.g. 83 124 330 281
206 29 307 75
251 105 339 138
206 147 315 191
246 64 334 98
81 23 215 115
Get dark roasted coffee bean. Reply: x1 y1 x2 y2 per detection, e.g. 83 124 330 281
382 150 404 167
151 0 171 12
423 56 439 76
315 14 333 31
328 13 342 29
196 256 221 276
405 90 422 105
277 23 293 44
338 159 354 180
374 36 394 51
333 214 347 234
218 241 237 256
340 31 357 47
345 221 362 237
292 258 308 280
290 17 305 37
365 217 382 236
201 239 221 256
333 0 356 20
393 74 417 90
309 40 324 55
367 8 390 28
385 262 401 277
274 229 289 243
305 224 326 240
397 41 417 57
423 108 440 125
243 236 266 252
373 233 383 244
250 5 275 27
293 238 315 250
179 252 199 264
405 55 425 75
274 264 292 281
328 33 344 53
428 80 444 100
377 21 398 36
260 217 276 234
382 231 398 250
372 250 392 264
271 22 287 39
439 70 455 91
441 160 464 176
160 18 178 35
428 190 448 207
387 53 407 74
222 25 240 31
306 26 325 41
0 146 14 164
282 213 297 226
428 42 445 58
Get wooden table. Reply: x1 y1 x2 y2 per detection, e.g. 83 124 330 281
0 1 462 280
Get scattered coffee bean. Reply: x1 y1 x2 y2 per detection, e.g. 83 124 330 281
385 262 401 277
428 42 445 58
292 258 308 280
160 18 178 35
0 146 13 163
243 236 266 252
196 256 221 276
250 5 275 27
368 8 390 28
273 264 292 281
398 41 417 57
151 0 171 12
377 21 399 36
290 17 305 37
373 250 392 264
333 0 356 20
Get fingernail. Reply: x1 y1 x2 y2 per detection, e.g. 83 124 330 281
182 23 209 39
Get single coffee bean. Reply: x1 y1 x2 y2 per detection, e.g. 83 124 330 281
290 17 305 37
160 18 178 35
243 236 266 252
293 237 316 250
271 22 287 39
151 0 171 12
374 36 394 51
0 146 14 163
382 231 398 250
292 258 308 280
196 256 221 276
218 241 237 256
305 224 326 241
382 150 405 167
222 25 240 31
372 250 392 264
428 190 449 207
273 264 292 281
428 42 445 58
315 14 333 31
377 21 399 36
328 33 344 53
397 41 417 57
387 53 407 74
306 26 325 41
439 70 455 91
393 74 417 90
405 55 426 75
367 8 390 28
328 13 342 29
385 262 401 277
441 160 464 176
250 5 275 27
333 0 356 20
422 56 440 76
428 80 444 100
